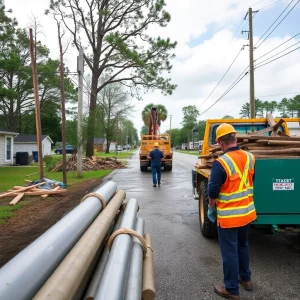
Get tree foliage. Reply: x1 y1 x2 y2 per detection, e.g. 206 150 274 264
141 103 168 128
239 95 300 118
47 0 177 156
0 3 77 138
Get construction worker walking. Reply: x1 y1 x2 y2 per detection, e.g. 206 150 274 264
148 142 164 187
207 123 256 300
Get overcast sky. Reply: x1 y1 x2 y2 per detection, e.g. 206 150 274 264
7 0 300 134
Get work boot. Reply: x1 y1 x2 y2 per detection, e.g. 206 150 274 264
239 278 253 291
158 181 161 186
153 184 157 187
214 285 240 300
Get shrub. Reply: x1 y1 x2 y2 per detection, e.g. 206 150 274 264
43 155 62 171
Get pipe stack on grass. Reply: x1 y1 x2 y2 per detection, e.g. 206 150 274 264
0 181 155 300
0 181 117 300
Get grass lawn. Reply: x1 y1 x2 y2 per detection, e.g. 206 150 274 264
0 167 112 193
94 151 135 159
174 150 200 156
0 204 23 224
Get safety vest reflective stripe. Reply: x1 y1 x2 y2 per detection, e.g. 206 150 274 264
217 203 255 217
218 188 253 202
218 156 236 176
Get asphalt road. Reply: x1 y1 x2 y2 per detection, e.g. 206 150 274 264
108 152 300 300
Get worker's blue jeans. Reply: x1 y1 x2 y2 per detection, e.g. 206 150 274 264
217 224 251 296
151 163 161 185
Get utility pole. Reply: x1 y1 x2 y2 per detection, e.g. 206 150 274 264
29 28 43 179
77 48 84 177
243 8 257 119
249 7 255 119
57 22 67 185
116 112 118 156
169 115 172 147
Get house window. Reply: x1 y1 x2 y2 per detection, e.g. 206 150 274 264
6 137 12 161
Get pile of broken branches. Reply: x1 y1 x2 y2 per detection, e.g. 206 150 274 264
196 113 300 170
51 155 125 172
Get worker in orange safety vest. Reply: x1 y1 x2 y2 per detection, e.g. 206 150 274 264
207 123 256 300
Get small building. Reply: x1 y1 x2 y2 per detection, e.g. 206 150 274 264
0 128 19 165
14 135 53 157
94 138 107 152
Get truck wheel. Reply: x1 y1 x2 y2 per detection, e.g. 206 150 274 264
140 166 147 172
199 181 218 238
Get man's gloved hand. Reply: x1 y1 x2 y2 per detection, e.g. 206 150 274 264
207 206 217 223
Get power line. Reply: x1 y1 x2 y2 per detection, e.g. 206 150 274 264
199 71 249 117
259 0 283 10
252 0 269 6
255 32 300 61
255 0 300 49
257 91 300 97
199 47 244 108
255 45 300 69
255 40 300 66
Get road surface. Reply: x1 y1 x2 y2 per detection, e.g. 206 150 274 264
107 152 300 300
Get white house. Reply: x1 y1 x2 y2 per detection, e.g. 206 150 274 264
14 135 53 157
287 122 300 136
0 128 19 165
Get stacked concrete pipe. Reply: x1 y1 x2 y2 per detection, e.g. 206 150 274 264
0 181 117 300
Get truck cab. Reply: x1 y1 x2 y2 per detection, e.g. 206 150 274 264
192 118 300 237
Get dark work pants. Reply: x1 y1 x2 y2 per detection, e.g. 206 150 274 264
151 163 161 185
217 224 251 296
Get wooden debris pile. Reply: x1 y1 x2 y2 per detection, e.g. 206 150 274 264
0 181 67 206
51 155 125 172
196 113 300 170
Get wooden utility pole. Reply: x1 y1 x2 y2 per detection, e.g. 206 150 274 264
77 48 84 177
57 22 67 184
116 112 119 155
248 7 255 119
29 28 43 179
169 115 172 146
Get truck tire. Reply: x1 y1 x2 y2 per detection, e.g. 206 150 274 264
199 181 218 238
140 165 147 172
165 165 172 171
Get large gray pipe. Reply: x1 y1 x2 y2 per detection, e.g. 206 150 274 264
84 210 124 300
0 181 117 300
125 218 145 300
95 198 138 300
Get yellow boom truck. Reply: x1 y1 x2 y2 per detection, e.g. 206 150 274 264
192 116 300 237
139 107 173 171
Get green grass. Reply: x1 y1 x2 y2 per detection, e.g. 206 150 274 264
94 151 135 159
174 150 201 156
0 167 112 193
0 204 24 224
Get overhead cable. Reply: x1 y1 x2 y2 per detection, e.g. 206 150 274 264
255 0 300 49
199 47 244 108
255 45 300 69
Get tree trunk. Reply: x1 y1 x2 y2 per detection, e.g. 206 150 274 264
86 73 99 157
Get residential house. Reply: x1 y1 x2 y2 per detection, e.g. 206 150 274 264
14 135 53 157
0 128 19 165
94 138 106 152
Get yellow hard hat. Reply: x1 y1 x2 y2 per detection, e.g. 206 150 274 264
154 142 159 147
216 123 237 142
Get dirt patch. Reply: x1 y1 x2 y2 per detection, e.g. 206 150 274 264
0 177 107 267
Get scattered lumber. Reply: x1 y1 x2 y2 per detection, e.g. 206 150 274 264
0 182 45 199
41 186 61 199
9 193 25 206
195 113 300 170
51 155 125 172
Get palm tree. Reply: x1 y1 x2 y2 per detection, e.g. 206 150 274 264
142 103 168 127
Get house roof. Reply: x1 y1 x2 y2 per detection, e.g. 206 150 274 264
0 128 19 135
14 135 53 143
94 138 106 145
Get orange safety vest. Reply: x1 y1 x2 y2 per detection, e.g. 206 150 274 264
216 150 256 228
